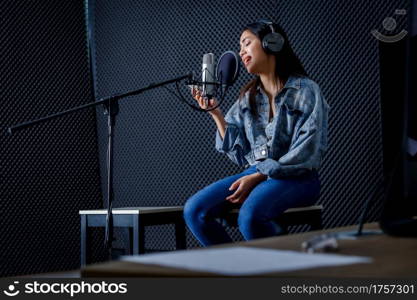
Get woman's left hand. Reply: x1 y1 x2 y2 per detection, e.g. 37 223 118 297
226 173 267 203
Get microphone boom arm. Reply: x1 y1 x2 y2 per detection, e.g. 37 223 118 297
7 72 192 257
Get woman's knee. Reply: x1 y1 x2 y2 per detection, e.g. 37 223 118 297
237 207 265 233
183 189 221 224
237 207 287 239
183 178 235 223
183 195 205 225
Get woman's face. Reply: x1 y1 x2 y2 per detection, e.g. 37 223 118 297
239 30 274 75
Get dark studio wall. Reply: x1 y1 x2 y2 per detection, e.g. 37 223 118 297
0 0 411 276
1 1 102 276
90 0 411 252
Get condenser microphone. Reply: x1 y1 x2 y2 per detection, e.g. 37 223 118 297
201 53 215 99
184 51 240 112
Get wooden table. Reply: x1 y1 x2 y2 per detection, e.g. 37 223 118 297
81 223 417 278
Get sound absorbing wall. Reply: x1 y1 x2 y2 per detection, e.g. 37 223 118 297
1 1 102 276
1 0 411 277
90 0 410 252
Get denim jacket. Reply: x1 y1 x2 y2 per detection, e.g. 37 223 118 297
215 75 329 179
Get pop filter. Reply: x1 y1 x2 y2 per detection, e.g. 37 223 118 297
216 51 240 87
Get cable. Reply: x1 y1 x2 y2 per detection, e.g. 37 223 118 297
160 78 230 113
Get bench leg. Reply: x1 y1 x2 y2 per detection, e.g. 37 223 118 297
80 215 89 267
122 227 133 255
175 218 187 250
133 215 145 254
310 214 323 231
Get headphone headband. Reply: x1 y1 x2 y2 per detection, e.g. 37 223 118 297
257 19 276 33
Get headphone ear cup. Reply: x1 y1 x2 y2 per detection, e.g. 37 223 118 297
262 32 285 53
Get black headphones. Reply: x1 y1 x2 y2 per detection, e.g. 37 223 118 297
257 19 285 53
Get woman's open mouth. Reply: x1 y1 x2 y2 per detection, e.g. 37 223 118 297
243 56 251 66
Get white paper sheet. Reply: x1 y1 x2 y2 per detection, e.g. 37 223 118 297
121 247 372 276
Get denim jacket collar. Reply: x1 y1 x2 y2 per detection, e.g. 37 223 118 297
240 93 251 111
284 75 301 90
240 75 301 111
256 75 301 93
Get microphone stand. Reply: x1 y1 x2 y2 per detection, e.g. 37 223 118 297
8 73 192 259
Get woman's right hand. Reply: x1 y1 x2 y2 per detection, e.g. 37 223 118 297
191 88 222 116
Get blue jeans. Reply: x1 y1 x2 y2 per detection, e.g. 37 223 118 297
183 165 320 246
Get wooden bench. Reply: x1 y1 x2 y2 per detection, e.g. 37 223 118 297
79 205 323 266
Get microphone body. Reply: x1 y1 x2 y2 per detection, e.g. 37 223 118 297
201 53 215 99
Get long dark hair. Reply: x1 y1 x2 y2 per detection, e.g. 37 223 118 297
239 21 308 117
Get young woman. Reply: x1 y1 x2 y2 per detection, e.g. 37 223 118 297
183 19 329 246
